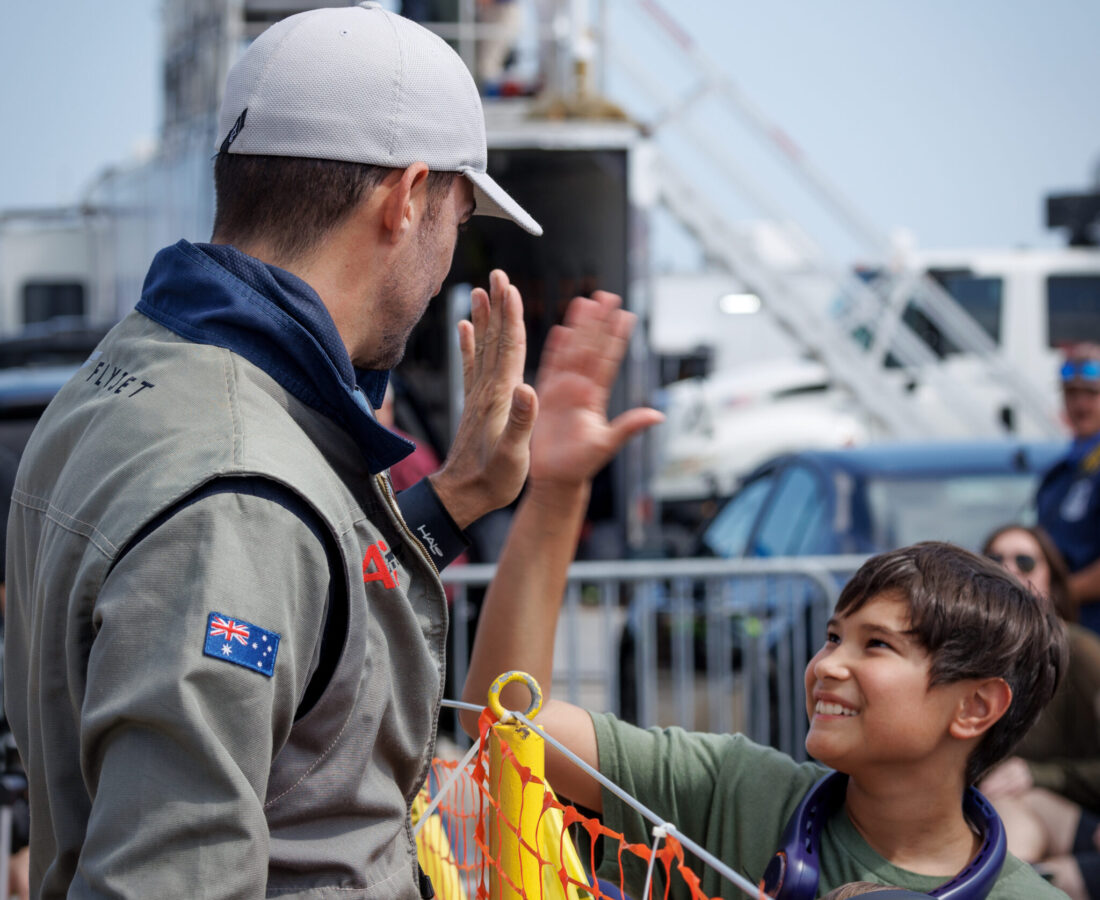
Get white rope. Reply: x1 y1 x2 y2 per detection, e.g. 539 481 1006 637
412 737 482 839
506 708 763 899
442 699 486 713
437 698 763 898
643 823 672 898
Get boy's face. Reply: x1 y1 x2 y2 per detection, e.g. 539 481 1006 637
803 592 971 776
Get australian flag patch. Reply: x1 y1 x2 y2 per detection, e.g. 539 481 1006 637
203 612 280 677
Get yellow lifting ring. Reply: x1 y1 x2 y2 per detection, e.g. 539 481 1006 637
487 671 543 722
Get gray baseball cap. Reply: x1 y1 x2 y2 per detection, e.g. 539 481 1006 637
216 1 542 235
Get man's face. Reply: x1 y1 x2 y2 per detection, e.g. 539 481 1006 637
362 175 475 369
1063 382 1100 440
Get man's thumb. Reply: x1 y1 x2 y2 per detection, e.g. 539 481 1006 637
505 384 538 438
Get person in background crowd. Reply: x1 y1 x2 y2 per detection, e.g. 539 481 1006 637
399 0 456 26
979 523 1100 900
377 382 444 493
476 0 522 91
1038 343 1100 633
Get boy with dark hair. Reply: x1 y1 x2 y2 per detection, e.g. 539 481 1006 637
462 395 1069 897
828 544 1064 787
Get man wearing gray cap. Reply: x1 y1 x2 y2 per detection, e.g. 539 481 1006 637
0 4 628 898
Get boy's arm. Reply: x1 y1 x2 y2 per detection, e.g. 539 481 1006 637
460 291 662 811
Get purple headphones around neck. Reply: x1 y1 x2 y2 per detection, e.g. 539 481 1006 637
760 771 1006 900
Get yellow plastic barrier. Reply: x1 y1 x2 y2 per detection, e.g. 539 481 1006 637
487 671 593 900
415 671 723 899
412 788 469 900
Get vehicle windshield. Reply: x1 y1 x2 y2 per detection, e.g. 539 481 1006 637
1048 274 1100 345
862 472 1037 551
900 272 1003 357
840 269 1003 361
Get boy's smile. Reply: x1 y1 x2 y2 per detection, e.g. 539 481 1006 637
804 591 971 777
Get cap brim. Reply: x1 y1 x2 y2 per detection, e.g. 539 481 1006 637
460 167 543 236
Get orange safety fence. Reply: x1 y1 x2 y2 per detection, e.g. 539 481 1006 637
415 705 765 900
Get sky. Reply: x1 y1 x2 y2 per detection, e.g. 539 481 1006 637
1 0 1097 267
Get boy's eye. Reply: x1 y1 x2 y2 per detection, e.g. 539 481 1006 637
867 638 893 651
825 631 841 645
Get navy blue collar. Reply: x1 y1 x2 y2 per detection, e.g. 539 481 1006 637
136 239 414 474
1069 431 1100 468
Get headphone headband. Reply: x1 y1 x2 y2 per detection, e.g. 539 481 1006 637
760 771 1006 900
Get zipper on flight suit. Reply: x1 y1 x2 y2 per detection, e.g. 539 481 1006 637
374 471 440 577
373 469 447 898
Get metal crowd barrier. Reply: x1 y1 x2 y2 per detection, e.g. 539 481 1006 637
443 555 868 760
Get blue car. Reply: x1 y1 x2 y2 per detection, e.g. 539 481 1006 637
0 321 108 460
0 364 82 461
700 439 1063 560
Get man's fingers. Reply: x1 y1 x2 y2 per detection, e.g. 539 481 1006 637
458 320 476 395
502 384 538 447
496 280 527 381
481 269 508 372
470 287 490 379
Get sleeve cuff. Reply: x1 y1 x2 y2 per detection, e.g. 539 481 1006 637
396 478 470 570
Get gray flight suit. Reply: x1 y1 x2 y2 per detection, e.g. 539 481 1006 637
5 310 447 898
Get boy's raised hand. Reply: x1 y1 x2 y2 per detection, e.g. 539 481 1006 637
530 291 663 485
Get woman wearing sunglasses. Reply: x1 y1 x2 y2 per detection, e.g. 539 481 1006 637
979 523 1100 899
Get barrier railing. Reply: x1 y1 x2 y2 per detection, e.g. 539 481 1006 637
419 673 769 899
444 555 867 760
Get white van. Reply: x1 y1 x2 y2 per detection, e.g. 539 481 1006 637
653 245 1100 502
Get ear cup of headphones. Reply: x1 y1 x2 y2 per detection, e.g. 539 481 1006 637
762 771 848 899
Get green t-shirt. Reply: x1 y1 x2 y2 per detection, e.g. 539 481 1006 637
590 712 1066 899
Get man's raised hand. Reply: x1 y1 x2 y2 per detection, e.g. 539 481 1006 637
429 269 537 529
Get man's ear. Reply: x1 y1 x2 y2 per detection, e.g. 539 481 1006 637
949 678 1013 741
379 162 431 243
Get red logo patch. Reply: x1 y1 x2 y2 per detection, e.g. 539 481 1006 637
363 540 400 590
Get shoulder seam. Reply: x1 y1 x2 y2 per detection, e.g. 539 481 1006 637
226 350 245 464
11 488 118 558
